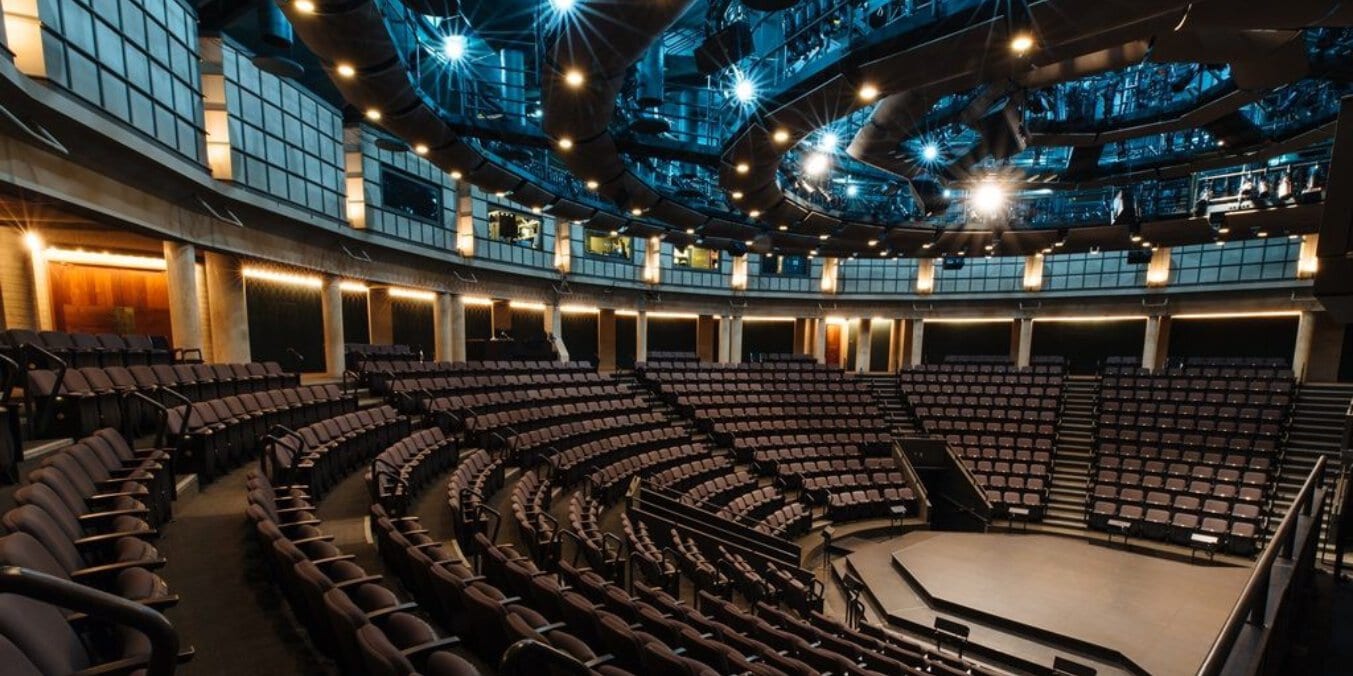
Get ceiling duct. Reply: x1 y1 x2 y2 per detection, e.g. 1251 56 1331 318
636 42 666 108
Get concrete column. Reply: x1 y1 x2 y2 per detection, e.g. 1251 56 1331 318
837 325 850 369
162 241 202 352
597 308 617 372
320 274 345 377
543 304 567 362
204 252 250 363
433 292 454 362
635 310 649 364
1293 311 1317 381
449 294 467 362
729 315 743 363
855 318 872 373
1142 315 1171 372
887 318 908 372
813 317 827 364
1014 318 1034 368
909 319 925 367
696 314 716 362
491 299 512 338
793 318 808 355
717 317 732 363
368 287 394 345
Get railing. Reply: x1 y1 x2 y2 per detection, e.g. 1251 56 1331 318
1196 455 1328 676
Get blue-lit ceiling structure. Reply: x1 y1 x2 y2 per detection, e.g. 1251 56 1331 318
262 0 1353 259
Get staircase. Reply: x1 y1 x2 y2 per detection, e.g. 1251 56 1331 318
1273 382 1352 559
859 373 922 437
1044 376 1099 530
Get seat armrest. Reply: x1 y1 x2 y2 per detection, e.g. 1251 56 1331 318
334 575 385 590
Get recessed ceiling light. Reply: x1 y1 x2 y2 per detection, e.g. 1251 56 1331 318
586 180 599 189
557 137 574 150
1130 234 1142 242
450 170 463 179
868 239 878 247
444 34 467 62
731 191 743 200
773 129 790 143
1218 227 1230 234
631 207 643 216
819 234 829 240
294 0 315 13
495 191 507 197
748 210 761 218
1256 230 1268 238
413 144 428 155
744 240 754 246
778 225 788 231
735 162 750 174
531 206 542 214
564 69 585 88
1010 33 1035 54
336 63 355 78
858 84 879 101
365 109 382 121
609 230 619 236
685 228 696 234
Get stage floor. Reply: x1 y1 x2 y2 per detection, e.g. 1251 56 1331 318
851 532 1251 675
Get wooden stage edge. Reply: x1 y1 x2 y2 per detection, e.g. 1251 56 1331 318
843 531 1253 676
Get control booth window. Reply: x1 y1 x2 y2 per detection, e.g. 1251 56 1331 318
380 166 441 223
761 253 810 276
674 245 720 270
584 230 633 259
488 208 543 248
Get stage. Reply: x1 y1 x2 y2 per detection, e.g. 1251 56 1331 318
840 532 1252 675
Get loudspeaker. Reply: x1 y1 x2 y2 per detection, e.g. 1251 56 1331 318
942 256 965 271
695 22 754 75
1126 249 1152 265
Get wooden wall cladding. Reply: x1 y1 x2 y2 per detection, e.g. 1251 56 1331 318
47 263 173 339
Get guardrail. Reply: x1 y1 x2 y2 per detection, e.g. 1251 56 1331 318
1196 454 1327 676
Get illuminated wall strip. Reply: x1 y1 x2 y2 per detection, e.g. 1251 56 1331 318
388 287 436 301
455 188 475 257
820 257 839 294
643 236 662 285
730 256 748 291
554 220 572 273
916 259 935 295
199 40 234 180
509 300 548 311
42 247 168 271
1022 254 1044 292
463 296 494 306
1297 234 1318 279
1032 315 1148 323
3 0 47 77
742 316 796 322
1172 311 1302 320
1145 247 1171 288
344 148 366 228
924 317 1016 324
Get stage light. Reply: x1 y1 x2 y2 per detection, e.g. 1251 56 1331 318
921 143 940 162
1010 33 1035 54
335 63 355 78
564 69 585 88
846 184 859 197
818 132 839 152
804 152 830 176
293 0 315 13
858 84 879 101
549 0 576 12
733 75 756 103
557 137 574 150
773 129 790 143
365 108 382 121
444 34 467 61
971 181 1006 215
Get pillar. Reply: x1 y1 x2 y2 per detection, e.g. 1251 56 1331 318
491 298 511 338
449 294 467 362
855 318 872 373
909 319 925 367
729 315 744 363
1142 315 1171 372
543 304 567 362
368 287 394 345
696 314 716 362
162 242 202 353
793 318 808 355
1293 311 1316 381
636 310 649 364
433 292 454 362
1014 318 1034 368
813 317 827 364
204 252 250 363
1303 310 1345 382
887 318 908 372
320 274 345 377
718 317 732 363
597 308 617 372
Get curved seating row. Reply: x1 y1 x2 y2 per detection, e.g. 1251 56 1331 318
263 405 409 500
368 427 460 516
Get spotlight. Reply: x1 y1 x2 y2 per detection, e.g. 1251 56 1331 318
293 0 315 13
1010 33 1035 54
335 63 355 78
845 184 859 197
733 75 756 104
564 69 585 88
549 0 576 11
858 84 879 101
804 152 830 176
818 132 839 152
557 137 574 150
365 108 382 121
971 181 1006 215
921 143 940 162
444 34 467 61
773 129 791 143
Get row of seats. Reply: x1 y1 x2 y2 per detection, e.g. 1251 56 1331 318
368 427 461 516
168 384 353 482
446 449 506 550
387 372 608 411
1087 486 1263 555
549 426 690 486
373 361 593 398
248 473 481 675
427 383 630 434
263 406 409 500
3 328 178 369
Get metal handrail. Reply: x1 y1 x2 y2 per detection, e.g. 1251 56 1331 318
25 344 67 437
499 638 591 676
1196 455 1327 676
